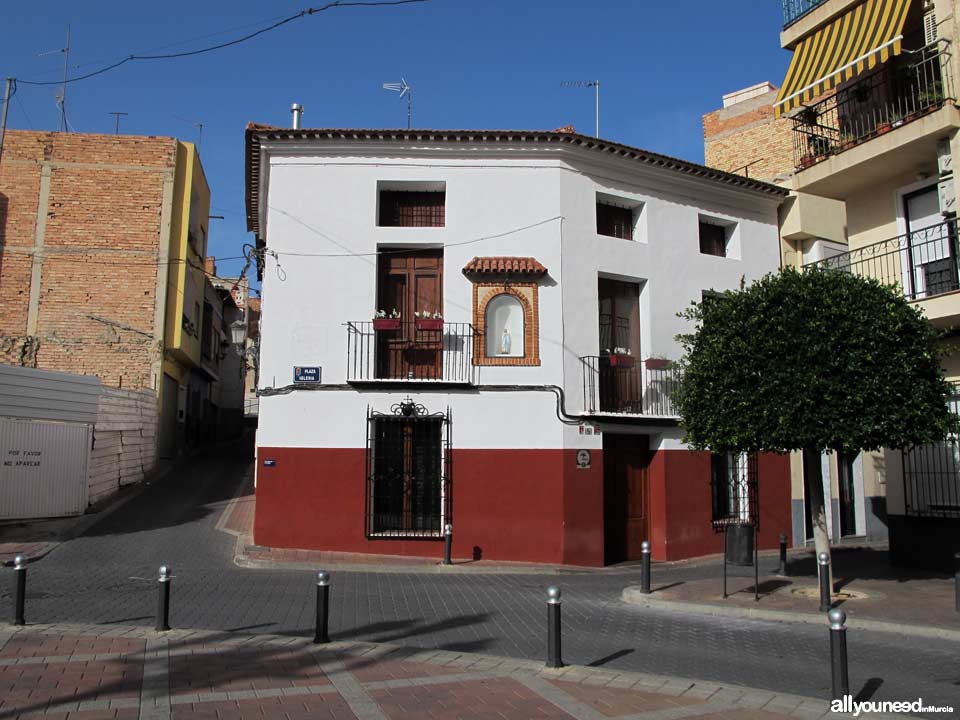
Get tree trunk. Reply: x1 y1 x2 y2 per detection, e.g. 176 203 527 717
802 447 833 593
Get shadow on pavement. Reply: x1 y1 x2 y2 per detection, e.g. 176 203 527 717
589 649 635 667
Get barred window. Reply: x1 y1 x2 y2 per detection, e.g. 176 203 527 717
903 388 960 518
379 191 446 227
711 452 758 527
367 401 450 537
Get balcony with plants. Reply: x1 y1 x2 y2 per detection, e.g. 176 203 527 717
580 354 680 418
791 43 951 171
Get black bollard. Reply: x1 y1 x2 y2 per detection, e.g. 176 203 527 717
156 565 171 632
546 586 563 669
778 533 788 576
817 552 831 612
443 524 453 566
314 571 330 644
640 541 651 594
828 609 850 700
954 552 959 613
13 555 26 626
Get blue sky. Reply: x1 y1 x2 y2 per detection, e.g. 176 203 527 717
1 1 791 286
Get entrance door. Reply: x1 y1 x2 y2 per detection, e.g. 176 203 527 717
603 433 651 564
597 279 641 412
159 374 178 459
376 249 443 379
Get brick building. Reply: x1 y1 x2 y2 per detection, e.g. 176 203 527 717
0 130 212 460
703 81 795 183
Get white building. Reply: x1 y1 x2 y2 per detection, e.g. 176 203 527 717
244 125 793 565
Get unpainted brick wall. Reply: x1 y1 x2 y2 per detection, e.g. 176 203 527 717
0 130 178 389
702 92 795 183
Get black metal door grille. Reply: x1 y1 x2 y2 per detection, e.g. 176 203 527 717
366 400 451 538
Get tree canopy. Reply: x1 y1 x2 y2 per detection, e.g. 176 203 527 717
675 266 956 454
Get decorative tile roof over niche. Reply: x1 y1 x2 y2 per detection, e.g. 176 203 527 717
462 256 548 277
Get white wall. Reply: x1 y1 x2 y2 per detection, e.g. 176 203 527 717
255 140 783 450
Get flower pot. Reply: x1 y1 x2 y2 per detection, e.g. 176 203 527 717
798 154 817 169
644 358 670 370
415 318 444 331
373 318 401 331
608 354 635 368
875 122 891 135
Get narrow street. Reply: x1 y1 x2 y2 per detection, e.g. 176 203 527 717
4 441 959 709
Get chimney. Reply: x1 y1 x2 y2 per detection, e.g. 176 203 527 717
291 103 304 129
205 257 216 275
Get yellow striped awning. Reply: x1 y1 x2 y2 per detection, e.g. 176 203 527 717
775 0 913 117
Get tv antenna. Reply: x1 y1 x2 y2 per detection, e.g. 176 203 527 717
38 25 71 132
108 112 128 134
382 78 412 129
175 116 203 148
561 80 600 138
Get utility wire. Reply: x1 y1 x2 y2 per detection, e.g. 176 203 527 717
15 1 429 87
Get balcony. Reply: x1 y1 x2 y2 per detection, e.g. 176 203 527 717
804 220 960 305
580 356 680 418
345 321 476 384
791 44 951 172
782 0 827 28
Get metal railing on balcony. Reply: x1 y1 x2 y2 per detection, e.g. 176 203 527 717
903 387 960 518
791 43 951 170
804 219 960 302
346 321 476 384
580 356 680 417
782 0 827 28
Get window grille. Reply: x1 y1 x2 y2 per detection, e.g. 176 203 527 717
596 203 633 240
903 388 960 518
379 191 446 227
711 452 759 529
366 398 451 537
699 222 727 257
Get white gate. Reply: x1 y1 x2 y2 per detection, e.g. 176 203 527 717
0 417 91 519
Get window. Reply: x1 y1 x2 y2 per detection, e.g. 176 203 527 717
367 401 450 537
699 221 727 257
378 190 446 227
201 302 213 360
597 203 634 240
484 294 524 358
711 452 757 526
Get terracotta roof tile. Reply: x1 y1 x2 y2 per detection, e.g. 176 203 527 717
462 256 547 276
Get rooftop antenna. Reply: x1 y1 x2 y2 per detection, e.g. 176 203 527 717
38 25 71 132
561 80 600 138
108 111 128 134
382 78 412 129
175 115 203 148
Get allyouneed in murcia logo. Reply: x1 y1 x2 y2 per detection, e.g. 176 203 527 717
831 695 954 716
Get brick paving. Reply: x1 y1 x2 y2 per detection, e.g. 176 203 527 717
0 624 895 720
1 440 958 712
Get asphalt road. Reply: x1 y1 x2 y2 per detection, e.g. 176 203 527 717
3 439 958 711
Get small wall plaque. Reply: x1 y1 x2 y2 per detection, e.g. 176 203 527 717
576 449 591 469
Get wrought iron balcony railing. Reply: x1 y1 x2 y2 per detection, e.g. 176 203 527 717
804 219 960 302
791 43 951 171
345 321 476 384
580 356 680 417
782 0 827 28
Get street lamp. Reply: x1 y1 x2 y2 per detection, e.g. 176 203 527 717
230 319 247 355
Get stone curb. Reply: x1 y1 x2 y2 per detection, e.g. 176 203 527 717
622 586 960 642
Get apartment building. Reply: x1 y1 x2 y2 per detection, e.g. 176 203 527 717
0 130 213 463
705 0 960 568
245 123 792 565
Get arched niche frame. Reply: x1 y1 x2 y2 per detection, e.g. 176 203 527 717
463 257 545 366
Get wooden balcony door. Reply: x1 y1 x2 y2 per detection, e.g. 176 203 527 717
598 279 641 412
376 249 443 379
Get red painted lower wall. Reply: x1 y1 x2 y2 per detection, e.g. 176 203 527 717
254 447 605 566
254 445 790 567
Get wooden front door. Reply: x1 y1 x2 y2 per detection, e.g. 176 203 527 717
376 249 443 379
603 433 651 564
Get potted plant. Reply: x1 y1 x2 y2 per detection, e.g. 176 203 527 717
644 356 672 370
373 309 401 331
798 106 819 127
798 153 818 169
838 130 857 152
415 311 444 331
606 347 635 368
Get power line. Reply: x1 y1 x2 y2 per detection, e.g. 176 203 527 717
15 1 430 87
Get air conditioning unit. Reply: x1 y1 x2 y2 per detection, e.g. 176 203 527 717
939 177 956 216
924 10 938 45
938 138 952 177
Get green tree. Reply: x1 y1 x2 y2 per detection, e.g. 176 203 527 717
675 266 955 579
